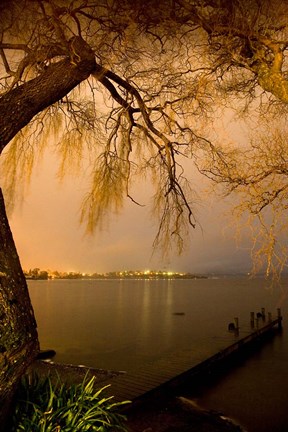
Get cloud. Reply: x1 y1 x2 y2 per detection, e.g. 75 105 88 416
8 148 252 274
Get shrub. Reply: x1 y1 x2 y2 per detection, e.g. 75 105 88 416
10 373 130 431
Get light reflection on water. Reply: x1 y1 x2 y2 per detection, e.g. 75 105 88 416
28 277 287 370
28 277 288 432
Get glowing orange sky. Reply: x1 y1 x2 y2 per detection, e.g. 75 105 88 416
7 150 252 274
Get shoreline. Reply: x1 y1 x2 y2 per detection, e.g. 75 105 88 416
28 359 122 386
27 359 245 432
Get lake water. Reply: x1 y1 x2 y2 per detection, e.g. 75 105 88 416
28 277 288 432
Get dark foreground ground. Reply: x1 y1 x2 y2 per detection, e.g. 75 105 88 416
125 394 245 432
30 360 245 432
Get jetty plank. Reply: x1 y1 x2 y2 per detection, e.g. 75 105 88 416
107 316 282 403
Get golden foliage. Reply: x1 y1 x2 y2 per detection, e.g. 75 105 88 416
200 118 288 279
2 0 288 268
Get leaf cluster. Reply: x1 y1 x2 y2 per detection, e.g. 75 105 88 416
1 0 288 267
10 373 130 431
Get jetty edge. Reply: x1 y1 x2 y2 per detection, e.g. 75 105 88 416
28 308 283 403
26 309 283 431
104 308 283 403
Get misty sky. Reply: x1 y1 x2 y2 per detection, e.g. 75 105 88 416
7 149 252 275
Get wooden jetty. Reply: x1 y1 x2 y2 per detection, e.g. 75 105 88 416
106 309 283 403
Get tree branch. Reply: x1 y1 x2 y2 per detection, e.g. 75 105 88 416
0 37 96 154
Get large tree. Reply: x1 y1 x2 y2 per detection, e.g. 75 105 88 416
1 0 288 427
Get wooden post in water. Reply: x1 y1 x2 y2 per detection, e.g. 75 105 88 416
234 317 239 335
250 312 255 328
268 312 272 323
277 308 282 329
261 308 266 321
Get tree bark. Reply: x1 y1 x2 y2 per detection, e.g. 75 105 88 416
0 188 39 431
0 36 97 153
0 37 96 429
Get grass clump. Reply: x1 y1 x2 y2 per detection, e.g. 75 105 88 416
10 373 130 431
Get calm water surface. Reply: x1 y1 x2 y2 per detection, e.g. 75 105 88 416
28 277 288 432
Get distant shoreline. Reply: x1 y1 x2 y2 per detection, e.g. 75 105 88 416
26 275 209 281
24 269 211 280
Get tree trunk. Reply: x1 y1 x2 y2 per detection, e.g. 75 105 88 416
0 36 97 428
0 188 39 431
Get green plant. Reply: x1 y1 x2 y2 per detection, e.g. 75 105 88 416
10 373 130 431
